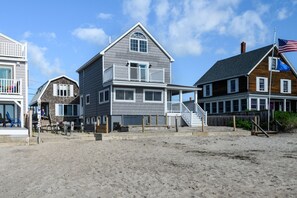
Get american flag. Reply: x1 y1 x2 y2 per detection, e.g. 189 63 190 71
278 38 297 53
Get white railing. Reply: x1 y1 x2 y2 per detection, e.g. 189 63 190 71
167 101 181 113
103 65 164 83
195 103 207 126
0 42 26 58
0 79 22 94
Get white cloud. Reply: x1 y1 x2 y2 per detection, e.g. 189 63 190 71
23 31 32 39
97 12 112 20
155 0 169 23
123 0 151 25
39 32 56 39
277 7 290 20
228 10 268 47
27 42 64 76
72 27 108 46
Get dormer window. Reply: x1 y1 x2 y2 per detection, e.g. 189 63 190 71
130 32 148 53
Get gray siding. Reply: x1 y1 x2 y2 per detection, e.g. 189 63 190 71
112 86 165 115
78 56 110 118
104 26 171 83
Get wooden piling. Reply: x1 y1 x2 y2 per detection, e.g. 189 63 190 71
233 115 236 131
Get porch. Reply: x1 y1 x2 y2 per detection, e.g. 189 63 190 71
0 99 24 128
0 78 22 94
103 64 165 83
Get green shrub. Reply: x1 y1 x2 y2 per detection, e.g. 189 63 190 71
228 119 252 130
274 111 297 131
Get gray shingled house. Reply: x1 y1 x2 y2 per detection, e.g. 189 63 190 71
29 75 80 125
77 22 206 131
195 43 297 114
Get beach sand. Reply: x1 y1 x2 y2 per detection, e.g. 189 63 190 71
0 132 296 197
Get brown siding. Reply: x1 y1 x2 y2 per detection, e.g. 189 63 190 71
40 77 79 123
249 53 297 95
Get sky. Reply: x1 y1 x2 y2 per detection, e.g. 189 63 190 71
1 0 297 102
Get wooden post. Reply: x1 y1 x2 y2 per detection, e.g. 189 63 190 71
70 121 74 135
29 110 32 137
142 115 145 133
233 115 236 131
149 115 151 126
165 114 168 127
156 115 158 126
202 116 204 132
106 116 109 133
80 122 84 132
175 116 178 132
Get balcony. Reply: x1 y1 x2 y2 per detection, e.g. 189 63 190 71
0 79 22 95
104 65 165 83
0 42 26 58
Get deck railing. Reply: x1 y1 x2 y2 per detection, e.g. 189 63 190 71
103 65 165 83
0 79 22 94
0 42 26 58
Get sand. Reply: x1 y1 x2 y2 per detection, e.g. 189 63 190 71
0 132 296 197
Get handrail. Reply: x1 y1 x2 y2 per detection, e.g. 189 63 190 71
0 78 22 94
195 103 207 126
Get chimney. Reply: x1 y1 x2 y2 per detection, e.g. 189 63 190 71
241 41 246 54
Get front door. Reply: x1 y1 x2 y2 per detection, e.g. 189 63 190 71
129 61 148 82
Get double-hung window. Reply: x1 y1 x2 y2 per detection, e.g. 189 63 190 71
144 90 162 103
130 32 148 53
227 78 239 93
55 104 78 116
53 84 74 97
280 79 291 93
256 77 268 92
269 57 278 71
99 88 109 104
114 88 135 102
203 84 212 97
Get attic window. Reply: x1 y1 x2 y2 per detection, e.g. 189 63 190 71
268 57 278 71
130 32 147 53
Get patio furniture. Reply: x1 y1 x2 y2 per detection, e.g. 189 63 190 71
6 112 21 127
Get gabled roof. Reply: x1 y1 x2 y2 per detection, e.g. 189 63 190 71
194 45 275 86
29 75 78 106
76 22 174 72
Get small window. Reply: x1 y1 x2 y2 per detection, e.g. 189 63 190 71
212 102 217 114
233 100 239 112
259 99 267 110
86 94 90 105
114 88 135 102
269 57 278 71
280 79 291 94
227 78 239 93
203 84 212 97
205 103 210 113
225 101 231 112
218 101 224 113
241 99 247 111
53 84 74 97
256 77 268 92
86 117 90 124
99 88 109 104
251 98 257 110
144 90 162 103
130 32 148 53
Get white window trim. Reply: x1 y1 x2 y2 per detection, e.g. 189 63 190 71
128 60 149 82
203 84 212 97
86 117 90 124
86 94 90 105
280 79 291 94
227 78 239 94
143 89 163 103
268 56 280 71
129 32 148 53
55 104 79 116
114 88 136 102
249 98 267 111
0 62 16 79
256 77 268 92
99 88 109 104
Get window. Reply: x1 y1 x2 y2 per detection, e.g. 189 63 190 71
251 98 257 110
233 100 239 112
225 101 231 113
241 99 247 111
203 84 212 97
86 94 90 105
227 78 239 93
130 32 148 53
280 79 291 93
212 102 217 114
218 102 224 113
260 99 267 110
55 104 78 116
269 57 278 71
205 103 210 113
53 84 74 97
144 90 162 102
114 88 135 102
0 66 12 79
256 77 268 92
99 88 109 104
86 117 90 124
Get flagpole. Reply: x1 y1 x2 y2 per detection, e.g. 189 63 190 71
268 30 277 131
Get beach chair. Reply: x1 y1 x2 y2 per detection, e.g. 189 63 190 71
6 112 21 127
